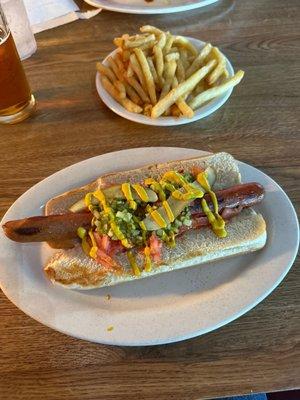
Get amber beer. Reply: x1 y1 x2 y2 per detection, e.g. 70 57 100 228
0 7 35 124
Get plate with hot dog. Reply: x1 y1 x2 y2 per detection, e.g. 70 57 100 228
0 147 298 345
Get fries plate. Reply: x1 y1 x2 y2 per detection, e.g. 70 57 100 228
96 38 234 126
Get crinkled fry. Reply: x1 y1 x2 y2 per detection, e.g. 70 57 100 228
134 47 157 105
126 75 150 103
140 25 164 36
173 36 198 56
151 59 216 118
108 56 123 81
139 40 157 52
147 56 159 85
186 43 212 77
157 32 167 48
164 33 174 54
101 76 143 113
115 52 125 72
176 58 185 83
96 62 117 83
143 103 152 117
207 47 227 85
114 80 126 99
179 48 189 69
165 52 180 62
153 45 164 79
189 70 245 110
160 59 177 100
126 63 134 78
172 76 194 118
176 98 194 118
123 81 142 105
124 34 156 49
129 53 148 92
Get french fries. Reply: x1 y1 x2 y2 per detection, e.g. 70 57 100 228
189 70 245 110
101 76 143 114
114 80 126 99
130 53 147 92
153 45 164 79
97 25 244 119
96 62 116 82
160 60 177 100
134 47 157 105
126 75 150 103
152 60 216 118
186 43 212 78
206 47 226 85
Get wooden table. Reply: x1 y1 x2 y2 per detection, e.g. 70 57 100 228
0 1 299 399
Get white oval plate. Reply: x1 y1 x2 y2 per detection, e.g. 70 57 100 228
96 38 235 126
0 147 298 346
85 0 219 14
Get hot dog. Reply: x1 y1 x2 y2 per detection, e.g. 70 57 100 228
2 152 267 290
3 212 92 245
3 182 264 247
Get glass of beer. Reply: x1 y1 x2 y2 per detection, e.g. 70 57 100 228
0 4 36 124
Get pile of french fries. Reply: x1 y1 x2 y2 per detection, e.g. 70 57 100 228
97 25 244 119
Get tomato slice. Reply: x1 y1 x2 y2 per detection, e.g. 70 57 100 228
149 234 162 262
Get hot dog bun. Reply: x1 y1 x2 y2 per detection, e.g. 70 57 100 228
44 152 267 289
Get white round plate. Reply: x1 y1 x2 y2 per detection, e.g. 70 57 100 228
85 0 219 14
96 37 235 126
0 148 298 346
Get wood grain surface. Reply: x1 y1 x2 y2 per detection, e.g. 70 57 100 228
0 0 299 399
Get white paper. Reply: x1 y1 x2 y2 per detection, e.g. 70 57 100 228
23 0 101 33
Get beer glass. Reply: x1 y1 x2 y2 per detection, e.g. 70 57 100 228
1 0 37 60
0 3 36 124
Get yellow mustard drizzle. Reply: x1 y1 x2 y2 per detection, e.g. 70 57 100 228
139 221 147 231
84 193 93 206
84 194 95 212
145 204 153 214
144 246 152 272
144 178 156 185
121 183 137 210
151 209 167 228
196 172 210 191
132 184 149 202
127 250 141 276
162 171 186 185
167 231 176 247
200 199 226 237
161 171 204 201
88 230 98 259
197 172 227 237
172 189 202 201
209 191 219 214
81 236 91 256
92 189 131 248
110 221 132 248
144 178 166 201
160 181 176 193
162 200 175 222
